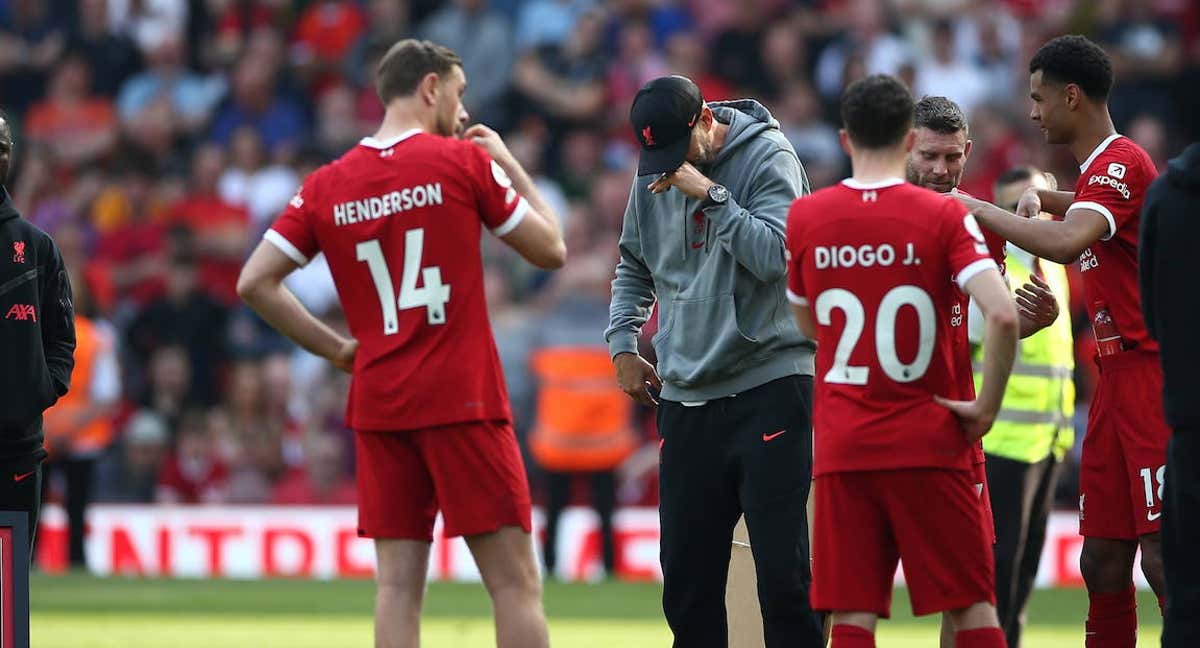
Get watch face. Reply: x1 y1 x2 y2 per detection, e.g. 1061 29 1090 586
710 185 728 203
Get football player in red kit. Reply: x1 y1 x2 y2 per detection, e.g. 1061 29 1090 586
786 74 1017 648
237 40 564 648
954 35 1168 648
905 95 1061 648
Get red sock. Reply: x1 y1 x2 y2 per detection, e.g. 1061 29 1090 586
1085 586 1138 648
831 624 875 648
955 627 1006 648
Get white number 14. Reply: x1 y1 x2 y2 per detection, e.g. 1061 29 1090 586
356 229 450 333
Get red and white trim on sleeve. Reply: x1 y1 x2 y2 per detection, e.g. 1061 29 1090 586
955 258 998 289
1067 201 1118 241
490 198 530 237
263 229 310 266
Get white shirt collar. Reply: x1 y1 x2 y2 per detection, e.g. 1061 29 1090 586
360 129 423 150
841 177 906 190
1078 133 1123 173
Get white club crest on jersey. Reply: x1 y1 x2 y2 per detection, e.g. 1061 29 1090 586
862 190 878 203
380 148 395 157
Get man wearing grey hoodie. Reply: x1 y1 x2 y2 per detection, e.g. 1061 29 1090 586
606 76 822 647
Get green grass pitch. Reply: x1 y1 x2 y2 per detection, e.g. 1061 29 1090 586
31 574 1163 647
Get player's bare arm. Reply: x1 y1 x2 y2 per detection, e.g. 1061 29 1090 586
953 193 1109 265
465 123 566 269
935 267 1017 443
237 242 358 372
1017 187 1075 218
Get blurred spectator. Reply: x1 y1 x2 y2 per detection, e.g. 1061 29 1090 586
314 82 365 158
272 433 356 505
68 0 143 98
94 410 170 503
24 54 117 171
605 20 668 123
516 0 596 52
1128 113 1170 171
126 248 230 406
167 143 251 305
42 266 121 567
107 0 188 56
815 0 911 100
776 81 843 190
116 33 226 138
0 0 67 114
513 10 607 132
758 19 809 100
914 18 987 114
708 0 767 93
92 160 169 306
209 52 307 160
420 0 515 128
968 10 1021 106
217 126 299 228
1099 0 1182 129
290 0 366 95
663 31 732 103
156 409 228 504
208 0 284 69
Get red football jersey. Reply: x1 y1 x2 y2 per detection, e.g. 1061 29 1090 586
266 130 527 431
786 178 996 475
1068 134 1159 356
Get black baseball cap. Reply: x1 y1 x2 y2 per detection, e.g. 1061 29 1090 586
630 76 703 176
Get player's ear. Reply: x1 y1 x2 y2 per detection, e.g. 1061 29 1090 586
701 104 714 129
902 129 916 153
1064 83 1081 111
418 72 439 107
963 139 974 160
838 129 853 157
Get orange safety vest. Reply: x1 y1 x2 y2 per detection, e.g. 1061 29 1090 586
43 316 115 456
529 347 636 472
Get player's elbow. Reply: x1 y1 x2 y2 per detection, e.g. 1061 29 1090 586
987 301 1020 337
532 240 567 270
236 267 268 305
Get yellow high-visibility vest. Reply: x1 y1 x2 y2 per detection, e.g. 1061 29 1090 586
973 250 1075 463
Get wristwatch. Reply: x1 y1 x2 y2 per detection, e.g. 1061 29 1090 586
703 184 729 208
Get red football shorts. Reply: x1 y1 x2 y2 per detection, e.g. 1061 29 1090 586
812 469 996 617
1079 352 1171 539
974 460 997 544
355 421 532 541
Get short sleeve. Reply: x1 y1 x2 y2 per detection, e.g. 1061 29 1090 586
943 200 996 289
468 144 529 236
1067 152 1137 241
785 199 808 306
264 175 320 266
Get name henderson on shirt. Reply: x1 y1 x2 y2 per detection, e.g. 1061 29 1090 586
333 183 444 227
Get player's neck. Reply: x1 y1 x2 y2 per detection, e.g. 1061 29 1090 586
1069 110 1118 165
375 103 434 141
849 149 907 185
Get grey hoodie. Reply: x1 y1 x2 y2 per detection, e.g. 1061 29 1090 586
605 100 815 402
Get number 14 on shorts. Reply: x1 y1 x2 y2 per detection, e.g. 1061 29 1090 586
1139 465 1166 521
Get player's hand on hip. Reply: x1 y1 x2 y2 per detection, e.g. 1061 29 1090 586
464 124 514 166
1015 273 1059 328
648 162 714 200
1016 186 1042 219
614 352 662 407
330 338 359 374
933 395 996 444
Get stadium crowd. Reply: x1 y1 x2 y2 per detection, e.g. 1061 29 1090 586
3 0 1196 542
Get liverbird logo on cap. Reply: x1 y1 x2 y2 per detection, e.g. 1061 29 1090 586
641 125 655 147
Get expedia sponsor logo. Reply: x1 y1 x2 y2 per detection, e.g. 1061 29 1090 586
1080 248 1099 272
1088 174 1131 200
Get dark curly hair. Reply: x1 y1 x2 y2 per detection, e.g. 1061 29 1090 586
1029 35 1114 101
840 74 914 149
